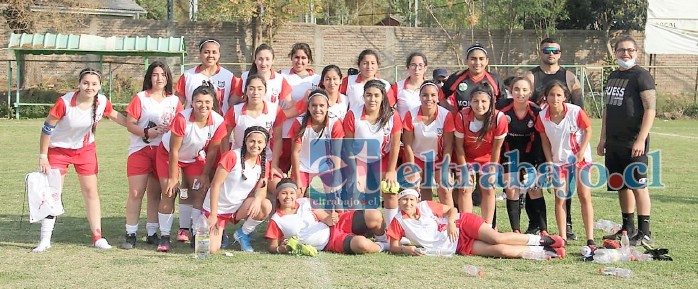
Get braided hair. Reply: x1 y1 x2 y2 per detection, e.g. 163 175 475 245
240 126 270 186
192 80 220 113
363 79 394 130
295 88 330 140
469 81 497 143
78 68 102 134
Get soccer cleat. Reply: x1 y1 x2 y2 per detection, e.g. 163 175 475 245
603 228 635 241
121 233 137 249
566 223 578 241
94 238 113 250
157 236 171 252
541 235 566 248
233 227 254 252
543 246 566 259
299 244 318 257
629 231 654 246
146 233 159 245
525 226 540 235
286 236 301 254
176 228 190 242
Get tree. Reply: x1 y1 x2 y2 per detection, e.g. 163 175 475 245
559 0 648 56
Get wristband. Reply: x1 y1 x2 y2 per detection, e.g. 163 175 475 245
39 153 48 159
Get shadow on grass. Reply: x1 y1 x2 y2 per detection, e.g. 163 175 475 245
0 214 271 254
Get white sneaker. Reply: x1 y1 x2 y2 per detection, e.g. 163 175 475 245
94 238 112 249
32 243 51 253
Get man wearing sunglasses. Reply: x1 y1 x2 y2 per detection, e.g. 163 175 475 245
524 38 583 241
525 38 584 108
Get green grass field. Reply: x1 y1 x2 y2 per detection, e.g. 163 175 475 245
1 119 696 288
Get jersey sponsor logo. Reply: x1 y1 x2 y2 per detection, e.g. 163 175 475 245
458 83 468 91
457 100 470 108
605 78 629 107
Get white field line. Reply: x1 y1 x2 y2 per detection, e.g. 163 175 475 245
305 254 334 289
652 132 698 140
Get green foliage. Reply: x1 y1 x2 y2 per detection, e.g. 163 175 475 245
135 0 167 20
559 0 647 31
685 103 698 118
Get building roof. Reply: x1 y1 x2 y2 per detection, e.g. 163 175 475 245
7 33 186 57
32 0 146 17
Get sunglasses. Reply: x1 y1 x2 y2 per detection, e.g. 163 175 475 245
541 47 561 55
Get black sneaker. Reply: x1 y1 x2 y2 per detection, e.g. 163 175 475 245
157 235 171 252
603 228 636 240
146 233 159 245
524 226 540 235
566 223 578 241
629 231 654 246
121 233 136 249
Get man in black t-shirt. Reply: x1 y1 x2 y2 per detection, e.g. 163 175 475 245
525 38 582 240
598 35 657 246
525 38 584 108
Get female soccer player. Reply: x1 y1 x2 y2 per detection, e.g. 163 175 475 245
440 43 506 113
454 83 508 225
402 81 455 204
387 189 565 258
121 61 183 249
155 82 226 252
343 80 402 228
495 77 545 234
292 65 349 120
176 37 236 114
265 178 388 255
231 44 292 108
204 126 273 253
391 52 429 120
339 49 392 109
35 68 126 252
288 89 345 197
535 80 595 246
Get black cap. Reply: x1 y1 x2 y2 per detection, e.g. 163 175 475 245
433 68 448 78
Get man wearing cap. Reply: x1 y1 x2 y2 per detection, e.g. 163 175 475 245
524 37 583 240
386 189 567 258
432 68 449 87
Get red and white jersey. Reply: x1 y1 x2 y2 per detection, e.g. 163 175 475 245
265 198 330 250
454 108 508 165
293 93 349 121
339 74 392 109
534 103 592 164
403 106 455 162
161 108 226 163
390 78 423 120
387 201 458 254
224 101 284 159
236 70 293 108
343 105 402 163
203 149 265 214
287 114 345 173
125 90 183 155
175 65 237 114
47 91 114 149
280 68 321 138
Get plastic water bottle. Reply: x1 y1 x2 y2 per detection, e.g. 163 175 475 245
463 265 484 277
416 247 454 257
619 230 633 261
595 220 621 234
581 245 597 258
194 213 210 259
522 250 552 260
600 267 633 278
593 249 621 263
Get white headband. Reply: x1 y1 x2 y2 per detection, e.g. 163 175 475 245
398 189 420 200
308 92 329 101
199 39 221 51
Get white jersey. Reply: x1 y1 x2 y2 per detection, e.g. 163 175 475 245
280 68 321 138
403 106 455 162
266 198 330 250
47 91 114 149
389 201 459 255
176 65 236 114
224 101 282 160
124 90 182 155
535 103 592 164
340 74 391 109
391 78 423 120
161 108 226 163
203 150 263 214
287 114 345 173
238 70 292 108
292 93 349 121
343 105 402 163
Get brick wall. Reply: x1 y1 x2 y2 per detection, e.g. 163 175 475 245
1 17 696 96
